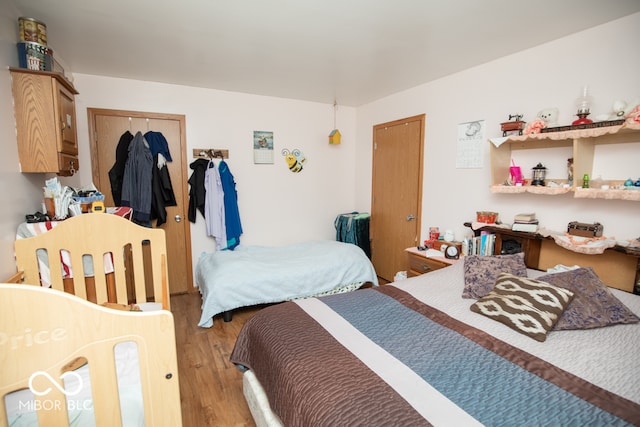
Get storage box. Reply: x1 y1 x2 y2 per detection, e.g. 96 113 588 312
17 41 52 71
567 221 603 238
476 211 498 224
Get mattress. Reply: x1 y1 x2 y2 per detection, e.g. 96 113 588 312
195 240 378 327
231 261 640 426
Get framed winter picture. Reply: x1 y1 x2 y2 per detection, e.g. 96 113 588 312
253 130 274 164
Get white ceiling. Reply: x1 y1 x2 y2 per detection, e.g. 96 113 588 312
11 0 640 106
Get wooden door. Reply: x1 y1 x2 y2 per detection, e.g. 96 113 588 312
371 115 424 283
87 109 192 294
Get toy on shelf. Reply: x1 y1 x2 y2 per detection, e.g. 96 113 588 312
500 114 525 137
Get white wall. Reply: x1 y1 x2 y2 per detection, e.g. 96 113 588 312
355 13 640 243
72 75 358 275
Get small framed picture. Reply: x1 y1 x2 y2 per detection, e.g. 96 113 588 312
253 131 274 164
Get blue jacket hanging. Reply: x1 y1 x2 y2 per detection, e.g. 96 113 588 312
219 160 243 250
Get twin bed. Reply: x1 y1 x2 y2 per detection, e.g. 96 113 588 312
231 252 640 426
195 240 378 327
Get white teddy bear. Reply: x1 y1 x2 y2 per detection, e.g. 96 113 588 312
536 107 559 126
524 107 559 134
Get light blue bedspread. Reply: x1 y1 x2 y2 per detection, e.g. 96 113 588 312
195 240 378 327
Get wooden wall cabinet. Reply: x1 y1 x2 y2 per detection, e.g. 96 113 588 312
490 124 640 201
10 68 79 176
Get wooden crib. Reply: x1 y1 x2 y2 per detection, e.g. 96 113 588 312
0 283 182 426
13 213 170 309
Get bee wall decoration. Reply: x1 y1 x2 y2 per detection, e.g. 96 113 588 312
281 148 306 173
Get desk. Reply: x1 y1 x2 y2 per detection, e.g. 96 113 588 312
463 222 639 293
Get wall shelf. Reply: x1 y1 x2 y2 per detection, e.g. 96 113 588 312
490 185 572 195
574 187 640 201
490 123 640 201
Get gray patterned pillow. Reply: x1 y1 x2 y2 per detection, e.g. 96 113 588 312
462 253 527 299
537 267 640 330
470 273 574 342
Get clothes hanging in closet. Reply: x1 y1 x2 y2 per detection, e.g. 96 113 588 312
108 130 134 206
121 131 153 224
118 130 176 227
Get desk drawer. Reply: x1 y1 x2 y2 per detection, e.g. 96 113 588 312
407 252 448 277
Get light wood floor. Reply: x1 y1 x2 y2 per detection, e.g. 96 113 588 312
171 291 262 426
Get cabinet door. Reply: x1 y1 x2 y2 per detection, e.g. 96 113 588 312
54 80 78 156
11 69 79 175
12 71 58 172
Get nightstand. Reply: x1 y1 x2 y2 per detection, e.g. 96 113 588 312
405 247 458 277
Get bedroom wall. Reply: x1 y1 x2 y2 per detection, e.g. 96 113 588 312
1 0 359 282
354 12 640 244
15 71 358 279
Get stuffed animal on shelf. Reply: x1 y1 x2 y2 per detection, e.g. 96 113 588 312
524 107 559 135
537 107 559 126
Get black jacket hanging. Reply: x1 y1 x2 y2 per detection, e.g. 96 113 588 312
108 131 134 206
151 154 177 226
188 158 210 223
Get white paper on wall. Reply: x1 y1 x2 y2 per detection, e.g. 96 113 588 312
456 120 484 169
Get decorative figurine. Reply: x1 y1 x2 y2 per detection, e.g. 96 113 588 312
500 114 525 137
567 158 574 186
572 86 594 125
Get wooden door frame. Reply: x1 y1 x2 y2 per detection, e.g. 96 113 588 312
86 108 193 290
371 114 425 280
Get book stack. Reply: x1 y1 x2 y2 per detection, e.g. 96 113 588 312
464 232 496 256
512 213 539 232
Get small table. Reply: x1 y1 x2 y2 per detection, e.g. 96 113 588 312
405 247 459 277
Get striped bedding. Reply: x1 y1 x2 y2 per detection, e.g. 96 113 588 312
230 262 640 426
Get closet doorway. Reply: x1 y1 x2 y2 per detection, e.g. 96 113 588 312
87 108 192 295
370 114 424 283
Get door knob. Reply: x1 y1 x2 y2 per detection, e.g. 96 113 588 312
406 215 415 221
175 215 182 223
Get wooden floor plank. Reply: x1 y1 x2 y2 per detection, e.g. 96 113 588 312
171 291 259 426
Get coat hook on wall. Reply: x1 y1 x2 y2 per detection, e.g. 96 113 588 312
193 148 229 159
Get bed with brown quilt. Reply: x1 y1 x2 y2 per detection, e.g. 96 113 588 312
230 252 640 426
